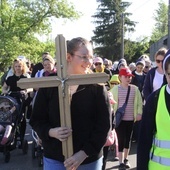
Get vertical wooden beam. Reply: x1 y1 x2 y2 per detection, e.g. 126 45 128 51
55 35 73 158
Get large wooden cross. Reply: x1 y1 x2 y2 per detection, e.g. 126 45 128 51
17 34 109 159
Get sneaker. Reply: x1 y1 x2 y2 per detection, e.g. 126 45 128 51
118 163 126 170
124 159 131 168
114 156 119 161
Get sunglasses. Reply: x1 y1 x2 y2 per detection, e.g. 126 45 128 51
145 66 150 69
156 59 163 63
95 63 102 66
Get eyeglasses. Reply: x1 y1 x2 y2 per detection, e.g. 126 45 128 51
145 66 149 69
73 55 93 63
156 59 163 63
95 63 102 66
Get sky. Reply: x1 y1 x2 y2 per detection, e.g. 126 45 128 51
51 0 168 41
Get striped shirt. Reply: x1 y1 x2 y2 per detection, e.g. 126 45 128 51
118 85 135 121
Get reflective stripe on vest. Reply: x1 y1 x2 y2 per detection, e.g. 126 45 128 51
151 154 170 166
154 138 170 149
149 85 170 169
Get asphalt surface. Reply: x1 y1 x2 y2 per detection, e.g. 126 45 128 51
106 142 137 170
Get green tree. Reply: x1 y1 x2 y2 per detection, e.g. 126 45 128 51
92 0 136 61
124 37 149 63
150 0 168 44
0 0 80 71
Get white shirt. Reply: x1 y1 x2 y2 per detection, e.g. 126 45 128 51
135 71 143 75
69 85 78 97
35 69 44 78
153 70 164 92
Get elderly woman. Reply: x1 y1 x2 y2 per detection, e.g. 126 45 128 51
137 49 170 170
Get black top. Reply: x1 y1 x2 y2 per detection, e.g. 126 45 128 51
6 74 27 92
31 62 43 77
131 71 146 93
29 84 111 164
137 86 170 170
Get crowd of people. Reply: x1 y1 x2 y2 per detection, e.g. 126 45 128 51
0 37 169 170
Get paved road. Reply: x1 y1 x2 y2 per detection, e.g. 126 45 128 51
0 123 137 170
0 122 42 170
106 142 137 170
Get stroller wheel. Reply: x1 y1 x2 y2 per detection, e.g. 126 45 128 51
38 156 43 167
32 140 37 159
22 140 28 154
4 151 10 163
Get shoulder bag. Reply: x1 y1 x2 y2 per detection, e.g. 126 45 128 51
115 86 131 128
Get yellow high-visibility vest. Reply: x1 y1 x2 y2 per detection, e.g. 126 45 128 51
148 85 170 170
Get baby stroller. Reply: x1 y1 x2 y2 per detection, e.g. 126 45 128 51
30 91 43 166
32 130 43 166
0 92 28 162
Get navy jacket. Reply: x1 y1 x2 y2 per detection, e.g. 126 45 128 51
143 67 167 101
137 87 170 170
131 70 146 93
31 62 43 77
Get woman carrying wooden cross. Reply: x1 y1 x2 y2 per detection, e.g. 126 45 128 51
29 37 111 170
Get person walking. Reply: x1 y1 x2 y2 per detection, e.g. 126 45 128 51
31 52 51 77
110 67 143 170
2 59 31 145
137 49 170 170
29 37 111 170
143 48 167 101
93 57 112 90
130 59 146 142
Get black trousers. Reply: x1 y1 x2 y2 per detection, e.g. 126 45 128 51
116 120 134 152
102 146 109 170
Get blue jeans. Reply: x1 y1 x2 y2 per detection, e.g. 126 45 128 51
43 156 103 170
